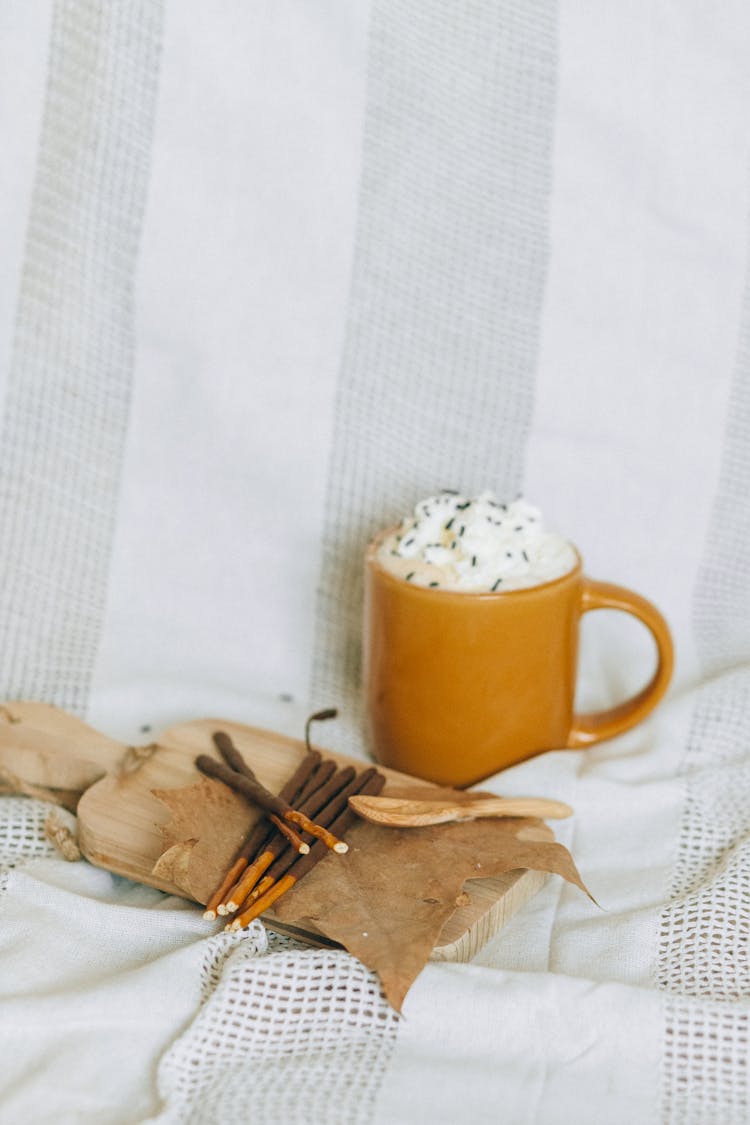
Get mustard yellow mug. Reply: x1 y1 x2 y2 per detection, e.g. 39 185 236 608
363 537 673 787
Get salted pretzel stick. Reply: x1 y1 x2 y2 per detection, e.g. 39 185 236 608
225 764 355 912
230 769 386 930
203 746 321 920
196 753 349 853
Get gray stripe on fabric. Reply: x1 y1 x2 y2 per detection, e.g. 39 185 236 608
658 247 750 1119
311 0 559 753
0 0 163 715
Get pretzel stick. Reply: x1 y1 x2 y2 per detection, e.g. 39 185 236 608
239 872 275 907
269 817 310 854
290 758 337 806
231 767 383 917
228 764 360 913
196 754 350 855
212 706 337 911
237 767 382 912
285 808 346 851
205 712 340 919
211 752 328 918
203 746 321 919
205 750 319 919
204 858 250 921
220 761 339 913
225 764 356 912
230 768 386 929
212 730 310 853
212 730 258 776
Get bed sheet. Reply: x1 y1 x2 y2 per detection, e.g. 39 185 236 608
1 2 750 1122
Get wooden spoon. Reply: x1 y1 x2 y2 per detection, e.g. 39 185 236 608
348 793 573 827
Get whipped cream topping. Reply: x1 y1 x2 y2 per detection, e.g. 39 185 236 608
375 491 577 592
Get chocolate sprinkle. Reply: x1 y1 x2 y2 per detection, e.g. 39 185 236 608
491 578 502 590
406 572 415 581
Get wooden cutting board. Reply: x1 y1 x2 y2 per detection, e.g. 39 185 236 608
1 704 548 961
77 717 549 960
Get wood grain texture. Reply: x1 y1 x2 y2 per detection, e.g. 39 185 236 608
349 793 573 826
0 701 125 793
76 717 549 961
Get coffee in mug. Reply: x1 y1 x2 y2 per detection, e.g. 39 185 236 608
363 491 673 787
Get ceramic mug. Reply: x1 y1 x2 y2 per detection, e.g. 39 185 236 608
363 535 674 787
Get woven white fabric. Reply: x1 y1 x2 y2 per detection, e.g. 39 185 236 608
2 2 750 1123
0 794 268 1124
149 942 400 1125
0 796 58 867
311 0 557 754
656 238 750 1121
0 0 163 714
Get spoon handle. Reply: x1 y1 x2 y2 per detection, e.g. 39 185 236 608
348 794 573 827
460 797 573 820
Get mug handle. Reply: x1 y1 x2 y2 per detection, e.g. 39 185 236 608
566 578 674 748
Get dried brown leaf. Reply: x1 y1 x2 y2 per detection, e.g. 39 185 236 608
151 777 590 1012
273 814 588 1011
151 839 199 887
150 777 253 900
